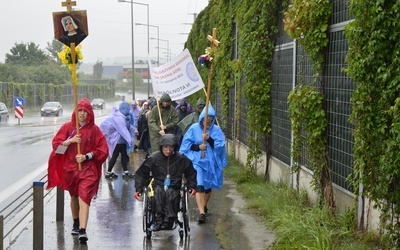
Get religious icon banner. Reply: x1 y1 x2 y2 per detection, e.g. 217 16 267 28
53 10 88 47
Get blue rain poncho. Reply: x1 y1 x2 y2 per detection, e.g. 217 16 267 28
179 104 227 190
100 102 135 158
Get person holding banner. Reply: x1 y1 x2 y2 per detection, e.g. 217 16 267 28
47 98 108 243
147 93 179 153
179 104 227 223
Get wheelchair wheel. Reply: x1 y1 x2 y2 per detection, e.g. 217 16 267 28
142 188 154 238
182 186 190 236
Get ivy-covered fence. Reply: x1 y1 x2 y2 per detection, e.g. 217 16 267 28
186 0 353 199
0 79 115 110
186 0 400 246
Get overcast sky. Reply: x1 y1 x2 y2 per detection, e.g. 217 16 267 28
0 0 209 65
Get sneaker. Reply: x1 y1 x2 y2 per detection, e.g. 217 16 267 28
123 171 135 178
105 172 118 179
78 229 88 243
197 213 206 223
71 227 79 235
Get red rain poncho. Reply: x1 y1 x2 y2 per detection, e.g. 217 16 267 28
47 98 108 204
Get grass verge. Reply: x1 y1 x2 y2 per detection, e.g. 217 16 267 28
224 155 386 249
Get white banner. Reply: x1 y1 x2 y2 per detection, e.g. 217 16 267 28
149 49 204 101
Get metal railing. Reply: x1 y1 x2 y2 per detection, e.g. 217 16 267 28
0 176 64 250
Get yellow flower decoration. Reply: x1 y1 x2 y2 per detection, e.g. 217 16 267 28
57 44 83 70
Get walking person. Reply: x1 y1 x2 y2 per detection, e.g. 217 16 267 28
179 104 227 223
175 97 194 113
147 93 179 153
100 101 136 179
134 134 197 231
175 99 193 146
137 101 151 158
47 98 108 243
177 98 206 138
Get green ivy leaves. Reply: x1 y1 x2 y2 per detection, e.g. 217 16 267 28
288 85 329 204
283 0 331 73
346 0 400 244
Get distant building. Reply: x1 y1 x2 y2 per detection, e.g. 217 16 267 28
121 61 151 83
103 65 123 79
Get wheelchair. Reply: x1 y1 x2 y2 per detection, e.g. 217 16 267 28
142 178 190 239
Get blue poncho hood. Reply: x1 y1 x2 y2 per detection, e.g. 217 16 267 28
198 104 216 129
119 101 131 116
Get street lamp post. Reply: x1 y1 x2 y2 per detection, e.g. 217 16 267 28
151 37 169 61
136 23 159 67
162 49 172 61
155 47 170 65
118 0 149 100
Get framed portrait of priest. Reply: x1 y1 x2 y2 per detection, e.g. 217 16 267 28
53 10 88 47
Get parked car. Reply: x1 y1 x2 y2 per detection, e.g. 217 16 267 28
91 98 106 110
40 102 63 117
0 102 9 123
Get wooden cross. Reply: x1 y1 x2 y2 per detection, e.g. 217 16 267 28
62 0 76 12
207 28 220 48
202 28 220 158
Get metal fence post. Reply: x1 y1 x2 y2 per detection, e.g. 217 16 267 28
56 187 64 222
0 215 3 250
33 181 44 250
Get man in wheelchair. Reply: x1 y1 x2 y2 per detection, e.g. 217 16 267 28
134 134 197 231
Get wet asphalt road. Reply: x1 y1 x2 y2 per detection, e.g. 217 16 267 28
8 149 275 249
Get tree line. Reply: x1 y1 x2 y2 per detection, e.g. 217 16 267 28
0 40 103 85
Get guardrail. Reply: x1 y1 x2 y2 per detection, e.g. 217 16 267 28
0 177 65 250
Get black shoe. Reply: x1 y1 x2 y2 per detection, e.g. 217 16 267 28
197 213 206 223
123 171 135 178
78 228 88 243
105 172 118 179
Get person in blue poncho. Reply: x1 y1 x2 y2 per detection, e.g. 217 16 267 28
100 101 136 179
179 104 227 223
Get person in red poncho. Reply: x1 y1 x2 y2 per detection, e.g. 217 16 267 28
47 98 108 243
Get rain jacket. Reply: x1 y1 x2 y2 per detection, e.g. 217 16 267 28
177 98 206 136
47 98 108 205
100 101 135 158
135 134 197 193
179 104 227 190
148 94 179 152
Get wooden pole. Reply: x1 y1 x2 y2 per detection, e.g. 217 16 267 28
201 28 220 158
202 87 220 127
155 97 165 133
70 43 82 171
152 91 165 134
